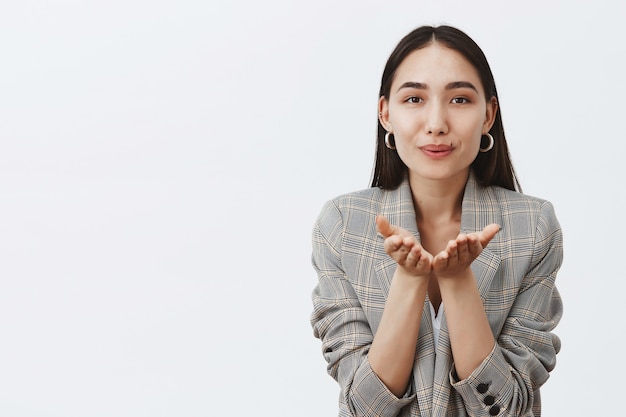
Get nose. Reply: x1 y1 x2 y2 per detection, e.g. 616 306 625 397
425 103 448 136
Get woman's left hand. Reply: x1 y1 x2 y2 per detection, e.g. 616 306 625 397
432 224 500 278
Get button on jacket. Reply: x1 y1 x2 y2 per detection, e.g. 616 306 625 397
310 173 563 417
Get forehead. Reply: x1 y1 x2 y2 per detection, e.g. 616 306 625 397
391 44 483 91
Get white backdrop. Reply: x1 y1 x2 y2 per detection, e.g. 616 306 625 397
1 1 624 416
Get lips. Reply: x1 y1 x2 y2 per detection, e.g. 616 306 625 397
419 144 454 159
420 144 453 152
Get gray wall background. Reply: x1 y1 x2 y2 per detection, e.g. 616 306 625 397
1 0 623 415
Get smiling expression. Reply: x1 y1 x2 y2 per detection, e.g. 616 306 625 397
379 43 497 184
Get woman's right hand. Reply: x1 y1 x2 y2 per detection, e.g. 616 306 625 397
376 215 433 277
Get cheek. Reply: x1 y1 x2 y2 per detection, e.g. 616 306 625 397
390 129 415 157
386 121 411 151
388 114 418 141
464 115 487 143
471 128 483 146
393 135 419 169
467 132 482 155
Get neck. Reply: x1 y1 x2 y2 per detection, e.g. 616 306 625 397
409 170 469 225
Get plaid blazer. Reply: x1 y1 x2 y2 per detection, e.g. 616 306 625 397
310 173 563 417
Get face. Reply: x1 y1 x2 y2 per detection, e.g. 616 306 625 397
379 43 497 185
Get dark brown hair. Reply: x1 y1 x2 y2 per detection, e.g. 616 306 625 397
370 25 521 192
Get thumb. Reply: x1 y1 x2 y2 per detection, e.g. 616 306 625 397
478 223 500 248
376 215 395 238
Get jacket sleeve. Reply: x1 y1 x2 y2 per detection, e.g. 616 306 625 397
310 200 415 417
451 201 564 417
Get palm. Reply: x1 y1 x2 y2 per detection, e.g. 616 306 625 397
376 215 433 277
377 215 499 279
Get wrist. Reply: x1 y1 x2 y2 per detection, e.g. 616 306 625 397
436 268 474 287
393 267 430 290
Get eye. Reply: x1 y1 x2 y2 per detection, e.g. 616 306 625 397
451 97 470 104
405 96 423 104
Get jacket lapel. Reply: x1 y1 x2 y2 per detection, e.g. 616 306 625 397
460 173 503 302
432 316 453 417
374 179 420 298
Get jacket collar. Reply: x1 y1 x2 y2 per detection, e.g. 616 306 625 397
378 171 502 234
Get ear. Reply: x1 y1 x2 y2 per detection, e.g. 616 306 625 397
378 96 392 131
482 96 498 134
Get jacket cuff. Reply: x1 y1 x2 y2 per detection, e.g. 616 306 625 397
347 356 415 416
449 343 511 416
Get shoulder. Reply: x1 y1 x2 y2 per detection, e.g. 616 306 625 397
486 186 563 256
316 187 387 223
465 175 561 237
312 186 389 260
491 185 549 208
490 186 559 226
327 186 387 209
313 186 392 241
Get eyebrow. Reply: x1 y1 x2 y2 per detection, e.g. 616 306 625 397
396 81 478 93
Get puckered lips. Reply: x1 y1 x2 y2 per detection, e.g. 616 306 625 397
419 144 454 159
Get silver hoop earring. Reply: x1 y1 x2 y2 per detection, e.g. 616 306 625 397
384 131 396 150
479 133 494 152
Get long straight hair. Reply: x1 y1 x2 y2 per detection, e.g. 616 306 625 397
371 25 521 192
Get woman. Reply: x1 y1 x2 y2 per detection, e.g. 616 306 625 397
310 25 563 417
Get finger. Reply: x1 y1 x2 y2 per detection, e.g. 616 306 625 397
413 248 434 274
466 233 485 257
478 223 500 247
384 235 404 254
406 245 421 265
376 215 396 238
402 235 418 248
446 239 459 260
417 251 434 271
455 233 470 262
400 237 420 257
433 251 449 269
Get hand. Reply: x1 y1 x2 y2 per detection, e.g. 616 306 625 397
376 215 433 277
432 223 500 278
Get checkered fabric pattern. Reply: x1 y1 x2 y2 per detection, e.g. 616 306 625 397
310 173 563 417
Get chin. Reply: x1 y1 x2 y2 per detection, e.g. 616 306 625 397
410 167 470 182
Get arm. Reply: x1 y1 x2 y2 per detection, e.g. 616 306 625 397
448 202 563 417
433 225 500 380
310 203 416 417
368 216 430 397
